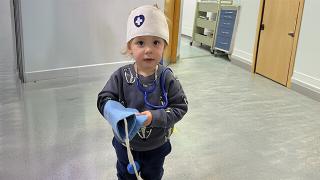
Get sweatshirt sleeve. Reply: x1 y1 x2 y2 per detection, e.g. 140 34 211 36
149 71 188 128
97 70 121 115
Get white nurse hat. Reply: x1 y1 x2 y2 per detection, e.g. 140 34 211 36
126 5 169 44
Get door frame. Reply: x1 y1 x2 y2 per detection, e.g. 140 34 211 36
164 0 181 64
11 0 25 83
252 0 304 87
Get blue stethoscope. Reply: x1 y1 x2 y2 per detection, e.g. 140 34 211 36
124 64 173 176
135 65 172 109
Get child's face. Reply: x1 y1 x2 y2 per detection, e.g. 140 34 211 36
128 36 165 71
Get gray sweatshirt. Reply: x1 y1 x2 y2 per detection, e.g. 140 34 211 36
97 63 188 151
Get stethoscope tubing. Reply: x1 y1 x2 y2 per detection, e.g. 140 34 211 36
136 68 172 109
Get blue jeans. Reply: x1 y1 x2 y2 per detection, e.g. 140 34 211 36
112 137 172 180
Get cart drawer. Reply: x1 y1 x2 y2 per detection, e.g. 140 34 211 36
217 27 233 38
219 14 236 21
219 18 235 29
196 18 216 30
194 33 214 46
215 35 231 51
220 10 237 17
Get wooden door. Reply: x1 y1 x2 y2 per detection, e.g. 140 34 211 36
255 0 301 86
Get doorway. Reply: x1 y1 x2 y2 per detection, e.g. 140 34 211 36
252 0 304 87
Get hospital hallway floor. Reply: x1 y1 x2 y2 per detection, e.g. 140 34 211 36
1 37 320 180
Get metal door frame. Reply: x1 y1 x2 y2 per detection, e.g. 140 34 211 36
10 0 25 83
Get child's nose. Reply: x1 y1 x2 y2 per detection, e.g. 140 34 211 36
145 46 152 54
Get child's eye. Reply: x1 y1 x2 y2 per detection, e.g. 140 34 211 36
153 40 160 46
136 41 144 46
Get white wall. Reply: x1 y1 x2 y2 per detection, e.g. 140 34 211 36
0 0 15 62
181 0 197 36
230 0 260 65
292 0 320 91
21 0 164 81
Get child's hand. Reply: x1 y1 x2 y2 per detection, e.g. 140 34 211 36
138 111 152 126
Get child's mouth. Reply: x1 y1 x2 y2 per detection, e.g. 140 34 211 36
144 58 154 62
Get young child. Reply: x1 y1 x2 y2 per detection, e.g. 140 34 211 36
97 5 188 180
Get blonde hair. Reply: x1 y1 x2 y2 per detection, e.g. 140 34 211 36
121 39 168 57
121 40 133 56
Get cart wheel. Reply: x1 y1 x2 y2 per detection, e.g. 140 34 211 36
210 50 215 54
190 41 193 46
213 52 218 57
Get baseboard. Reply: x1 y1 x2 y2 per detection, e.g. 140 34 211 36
24 61 133 82
181 34 192 40
229 49 252 71
291 73 320 102
181 26 193 37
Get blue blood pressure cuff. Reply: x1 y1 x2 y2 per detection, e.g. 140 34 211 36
103 100 147 141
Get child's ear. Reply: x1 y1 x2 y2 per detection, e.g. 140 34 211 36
127 45 132 54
